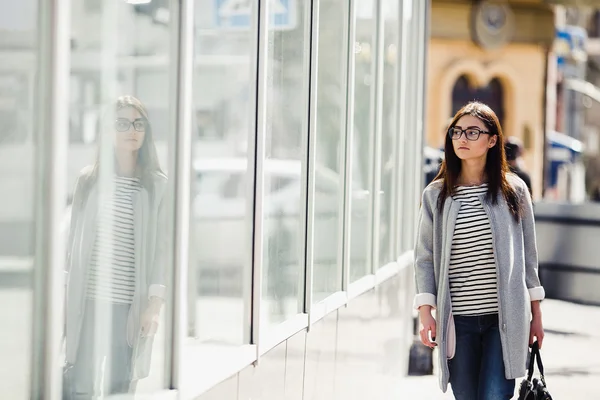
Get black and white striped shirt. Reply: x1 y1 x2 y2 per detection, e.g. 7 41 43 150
449 184 499 316
86 176 141 304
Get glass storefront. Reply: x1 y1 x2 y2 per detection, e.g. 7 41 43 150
0 0 428 398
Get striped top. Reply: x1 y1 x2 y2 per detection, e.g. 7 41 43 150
449 183 499 316
86 175 141 304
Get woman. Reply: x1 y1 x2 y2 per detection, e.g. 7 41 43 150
64 95 168 398
414 102 545 400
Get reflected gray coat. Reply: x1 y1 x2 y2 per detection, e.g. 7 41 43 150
413 174 545 393
65 166 168 381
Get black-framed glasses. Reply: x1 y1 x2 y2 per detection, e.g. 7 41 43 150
115 118 147 132
448 127 490 141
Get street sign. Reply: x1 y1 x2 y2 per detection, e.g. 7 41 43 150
214 0 296 31
555 26 588 68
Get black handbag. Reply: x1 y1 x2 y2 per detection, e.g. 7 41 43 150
518 341 553 400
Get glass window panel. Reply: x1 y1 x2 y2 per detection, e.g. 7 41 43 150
0 1 37 398
188 0 255 347
261 0 309 326
312 0 347 301
349 0 376 282
378 0 400 267
63 1 175 396
401 0 419 253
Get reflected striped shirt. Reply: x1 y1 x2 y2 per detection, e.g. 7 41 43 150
449 184 499 316
86 176 141 304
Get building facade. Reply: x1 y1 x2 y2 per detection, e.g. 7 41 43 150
426 0 557 199
0 1 429 399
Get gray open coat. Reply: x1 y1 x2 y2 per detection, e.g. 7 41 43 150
64 166 168 381
413 174 545 392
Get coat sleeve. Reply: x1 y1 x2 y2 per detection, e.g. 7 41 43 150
148 182 168 300
413 189 438 310
65 173 87 280
520 183 545 301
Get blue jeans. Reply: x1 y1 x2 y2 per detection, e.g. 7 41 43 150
64 300 133 399
448 314 515 400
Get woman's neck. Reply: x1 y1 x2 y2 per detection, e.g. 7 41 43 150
115 149 138 177
458 159 487 186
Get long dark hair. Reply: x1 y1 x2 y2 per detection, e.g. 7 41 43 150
434 101 521 221
93 95 164 186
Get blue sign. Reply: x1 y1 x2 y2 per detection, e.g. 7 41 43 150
547 130 584 187
214 0 296 31
554 26 587 68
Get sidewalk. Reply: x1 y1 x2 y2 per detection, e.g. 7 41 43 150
395 299 600 399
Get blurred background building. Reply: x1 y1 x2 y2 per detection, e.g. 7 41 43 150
426 0 553 199
424 0 600 203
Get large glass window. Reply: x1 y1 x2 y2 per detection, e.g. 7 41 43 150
0 2 37 398
63 1 175 396
378 0 400 268
261 0 310 326
312 0 348 301
188 0 256 347
349 0 377 282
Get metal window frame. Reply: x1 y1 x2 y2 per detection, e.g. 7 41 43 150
243 0 261 347
336 0 351 298
406 0 429 248
394 0 409 256
411 0 429 244
342 0 357 293
407 0 418 246
402 1 415 253
305 0 320 320
363 0 379 279
170 0 195 390
387 0 401 263
371 0 385 275
252 0 269 359
403 0 419 253
31 0 71 398
298 0 316 319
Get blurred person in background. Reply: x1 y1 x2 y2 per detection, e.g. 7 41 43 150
584 155 600 202
424 119 451 186
504 136 532 195
63 95 168 398
414 102 545 400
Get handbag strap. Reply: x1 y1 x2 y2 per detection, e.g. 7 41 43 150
527 341 547 386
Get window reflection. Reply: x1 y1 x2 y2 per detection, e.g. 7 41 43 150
0 3 36 398
378 0 400 268
261 0 309 325
312 0 348 301
64 1 174 396
349 0 376 282
63 96 169 398
188 0 256 346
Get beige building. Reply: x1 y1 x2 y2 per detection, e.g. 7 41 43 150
426 0 557 199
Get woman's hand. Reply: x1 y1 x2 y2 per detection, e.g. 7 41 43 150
140 297 163 337
530 301 544 348
419 305 437 349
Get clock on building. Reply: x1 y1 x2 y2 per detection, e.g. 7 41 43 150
471 1 515 50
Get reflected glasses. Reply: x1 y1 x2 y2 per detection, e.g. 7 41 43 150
448 127 490 141
115 118 147 132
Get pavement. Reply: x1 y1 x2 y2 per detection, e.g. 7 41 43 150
1 283 598 399
394 298 600 399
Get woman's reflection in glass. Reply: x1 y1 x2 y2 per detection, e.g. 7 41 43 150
64 95 168 398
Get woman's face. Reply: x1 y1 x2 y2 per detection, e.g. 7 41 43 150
451 115 497 162
112 106 146 152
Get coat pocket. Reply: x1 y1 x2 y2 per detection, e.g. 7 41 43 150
446 312 456 359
